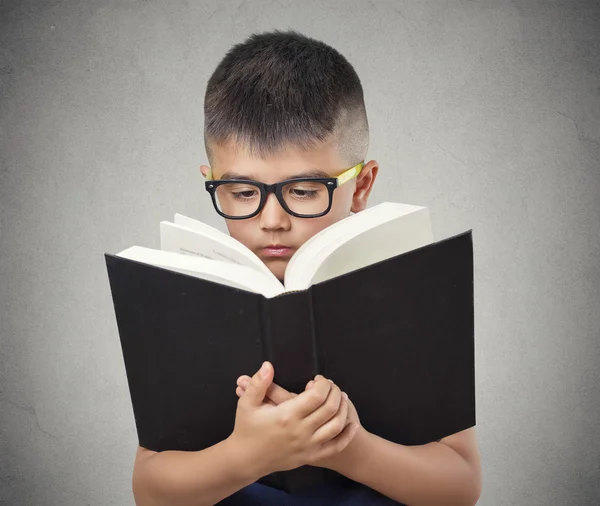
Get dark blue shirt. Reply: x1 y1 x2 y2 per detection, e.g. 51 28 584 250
217 479 405 505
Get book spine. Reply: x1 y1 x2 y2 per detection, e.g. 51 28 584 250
307 287 320 376
259 297 274 365
258 289 331 492
259 290 319 394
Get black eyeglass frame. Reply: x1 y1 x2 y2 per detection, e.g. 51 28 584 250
205 177 339 220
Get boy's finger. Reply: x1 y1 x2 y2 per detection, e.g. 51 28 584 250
279 376 331 419
236 386 277 407
239 380 297 405
317 423 360 461
266 381 296 404
240 361 273 407
304 382 344 432
311 388 348 443
236 375 251 388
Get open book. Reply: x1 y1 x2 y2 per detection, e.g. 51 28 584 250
105 201 475 493
116 202 434 297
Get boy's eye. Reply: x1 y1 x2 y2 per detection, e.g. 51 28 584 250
233 189 258 199
225 185 259 200
291 188 317 198
286 182 324 200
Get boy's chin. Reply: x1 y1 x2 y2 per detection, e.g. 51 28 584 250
263 258 288 283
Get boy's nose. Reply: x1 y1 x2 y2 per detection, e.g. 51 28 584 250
259 193 291 231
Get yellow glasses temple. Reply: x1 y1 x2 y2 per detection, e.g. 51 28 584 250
337 161 365 186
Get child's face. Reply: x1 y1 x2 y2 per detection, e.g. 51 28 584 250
200 138 378 281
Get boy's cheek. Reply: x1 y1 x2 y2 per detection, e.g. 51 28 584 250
224 219 243 238
224 220 256 249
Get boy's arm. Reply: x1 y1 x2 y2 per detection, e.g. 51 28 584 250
336 426 482 506
132 438 260 506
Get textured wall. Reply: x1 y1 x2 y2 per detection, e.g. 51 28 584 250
1 0 599 504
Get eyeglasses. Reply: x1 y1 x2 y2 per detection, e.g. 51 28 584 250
204 161 365 219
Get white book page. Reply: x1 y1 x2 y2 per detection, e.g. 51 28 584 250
116 246 284 298
283 210 361 283
161 218 278 283
285 203 434 290
285 203 401 287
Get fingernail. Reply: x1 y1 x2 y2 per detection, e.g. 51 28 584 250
260 362 269 378
242 378 249 388
343 392 348 400
328 379 333 384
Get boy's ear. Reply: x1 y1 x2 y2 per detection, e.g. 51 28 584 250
200 165 210 178
351 160 379 213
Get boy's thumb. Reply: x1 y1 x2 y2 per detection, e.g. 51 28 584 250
243 361 273 406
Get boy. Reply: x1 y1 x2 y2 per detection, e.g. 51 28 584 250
132 30 482 506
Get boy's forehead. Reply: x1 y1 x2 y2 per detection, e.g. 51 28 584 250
209 139 346 181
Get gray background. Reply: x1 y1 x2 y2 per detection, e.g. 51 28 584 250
1 0 599 504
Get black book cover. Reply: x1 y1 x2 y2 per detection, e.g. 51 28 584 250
104 229 475 493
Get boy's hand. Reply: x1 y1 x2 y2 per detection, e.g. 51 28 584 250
235 372 361 472
229 362 359 476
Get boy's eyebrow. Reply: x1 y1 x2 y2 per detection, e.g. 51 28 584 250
219 169 331 180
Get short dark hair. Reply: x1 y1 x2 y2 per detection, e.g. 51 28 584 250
204 29 369 167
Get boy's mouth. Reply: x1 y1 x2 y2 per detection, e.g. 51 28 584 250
262 244 294 258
